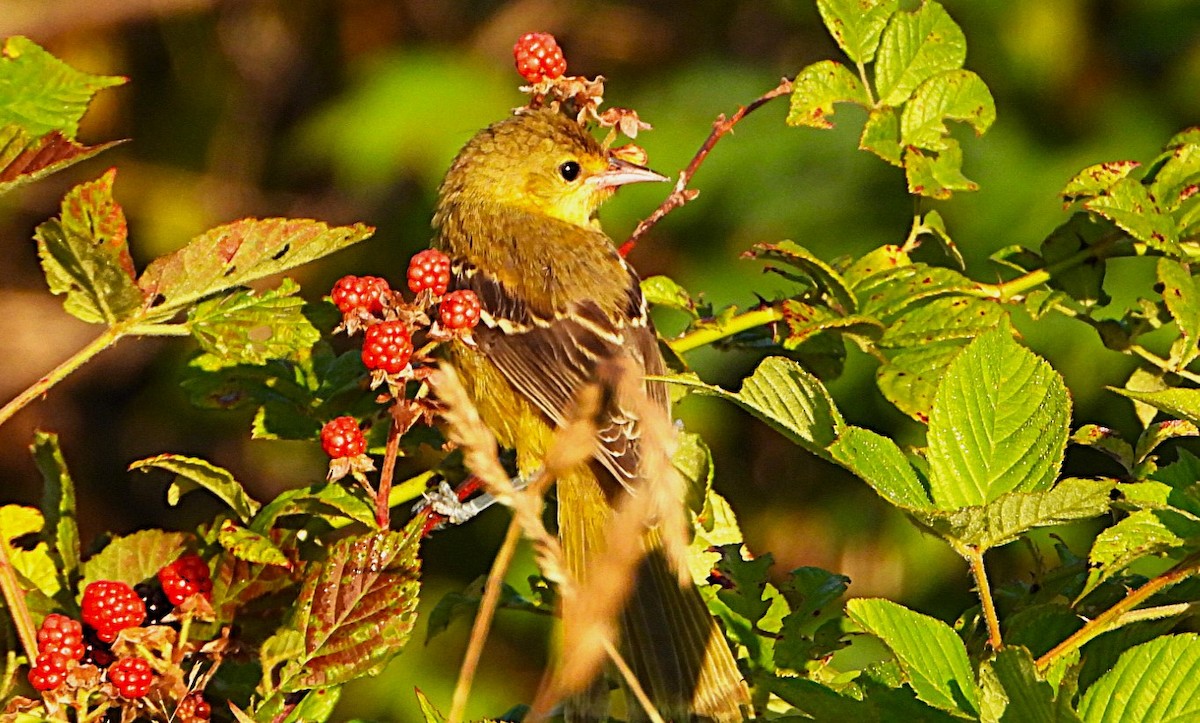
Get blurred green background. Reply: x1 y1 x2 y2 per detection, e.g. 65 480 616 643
1 0 1199 719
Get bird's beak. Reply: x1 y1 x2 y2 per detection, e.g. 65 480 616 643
588 157 669 189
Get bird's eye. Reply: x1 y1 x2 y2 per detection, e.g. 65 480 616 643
558 161 581 182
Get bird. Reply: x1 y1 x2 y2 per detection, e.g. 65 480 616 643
432 107 750 721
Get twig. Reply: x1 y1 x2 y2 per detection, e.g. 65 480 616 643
620 77 794 257
0 533 38 663
373 404 406 529
966 546 1002 650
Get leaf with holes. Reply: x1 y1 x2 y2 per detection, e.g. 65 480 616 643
900 70 995 151
787 60 870 129
188 278 320 367
905 140 979 199
1061 161 1142 204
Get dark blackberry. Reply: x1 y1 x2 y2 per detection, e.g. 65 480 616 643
134 582 174 626
82 624 114 668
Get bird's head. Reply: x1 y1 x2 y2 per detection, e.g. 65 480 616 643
435 109 666 230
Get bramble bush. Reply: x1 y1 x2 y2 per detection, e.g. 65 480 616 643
4 1 1200 721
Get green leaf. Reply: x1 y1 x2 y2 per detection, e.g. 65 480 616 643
688 490 745 586
830 425 931 508
1135 419 1200 465
926 325 1071 508
746 240 857 313
1086 509 1197 582
875 1 967 106
641 275 696 317
904 139 979 199
660 357 844 458
1071 425 1134 473
1149 142 1200 210
1061 161 1142 203
416 689 448 723
1039 213 1112 309
276 524 421 690
675 430 714 514
31 432 80 582
779 300 883 349
900 70 995 151
0 125 121 197
130 454 261 522
981 646 1082 723
80 529 188 591
211 554 297 625
0 506 61 601
879 295 1007 348
1084 177 1178 250
876 340 968 423
251 482 376 534
780 566 850 623
280 688 341 723
0 36 125 139
786 60 870 129
912 478 1114 552
35 169 144 324
846 598 979 717
1076 634 1200 723
188 279 320 367
138 218 373 320
853 263 978 322
216 520 292 567
860 106 904 166
816 0 898 64
1109 386 1200 426
1157 258 1200 367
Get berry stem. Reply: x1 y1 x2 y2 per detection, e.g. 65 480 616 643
666 305 785 354
0 523 39 663
374 404 407 528
620 77 795 257
0 325 125 428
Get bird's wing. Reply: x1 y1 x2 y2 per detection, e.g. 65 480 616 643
455 261 666 493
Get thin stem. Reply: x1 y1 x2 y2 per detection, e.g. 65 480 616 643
974 232 1127 302
855 60 876 106
0 532 39 663
374 404 406 529
1035 555 1200 672
668 306 785 354
448 516 524 723
966 546 1002 650
620 77 794 257
1128 344 1200 385
0 325 125 428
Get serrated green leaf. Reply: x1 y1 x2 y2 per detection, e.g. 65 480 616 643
830 425 931 508
747 240 857 313
779 300 883 349
1149 142 1200 210
712 545 774 625
1088 509 1196 572
816 0 899 64
0 36 125 139
659 357 844 458
675 431 713 515
0 125 121 196
860 106 904 166
853 263 978 322
780 566 850 622
80 529 188 591
641 275 696 316
875 1 966 106
35 169 143 324
905 139 979 199
1135 419 1199 465
982 646 1082 723
280 687 341 723
138 218 373 320
787 60 870 129
877 340 968 423
416 689 448 723
251 482 376 534
846 598 979 717
880 295 1007 348
688 490 745 586
1084 177 1178 250
844 244 911 286
912 478 1113 552
1076 634 1200 723
188 278 320 367
1110 386 1200 426
927 326 1070 508
1071 425 1134 473
31 432 80 583
217 520 291 567
1061 161 1143 203
276 524 421 690
1157 258 1200 367
900 70 995 151
130 453 261 522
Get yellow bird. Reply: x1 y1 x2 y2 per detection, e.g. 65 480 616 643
434 108 749 721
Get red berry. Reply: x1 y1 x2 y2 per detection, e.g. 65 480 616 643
361 320 414 374
407 249 451 296
81 581 146 644
176 693 212 721
157 554 213 606
37 613 84 661
439 290 482 330
514 32 567 83
320 416 367 459
331 275 390 315
108 656 154 698
28 651 69 691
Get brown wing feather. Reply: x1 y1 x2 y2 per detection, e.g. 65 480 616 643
454 261 665 492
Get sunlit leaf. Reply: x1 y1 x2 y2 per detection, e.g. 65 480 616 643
779 300 883 349
879 295 1007 348
0 36 125 139
35 169 143 324
816 0 899 64
641 275 696 317
860 106 903 166
877 340 968 423
1148 142 1200 210
926 326 1070 508
1084 177 1178 250
1110 386 1200 427
31 431 80 582
216 520 292 568
980 646 1081 723
875 1 966 106
1157 258 1200 367
130 453 261 522
80 529 189 591
900 70 995 151
853 263 977 322
188 279 320 367
746 240 857 313
846 598 979 717
1061 161 1142 204
905 140 979 198
0 125 121 196
1076 634 1200 723
787 60 869 130
830 425 931 508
